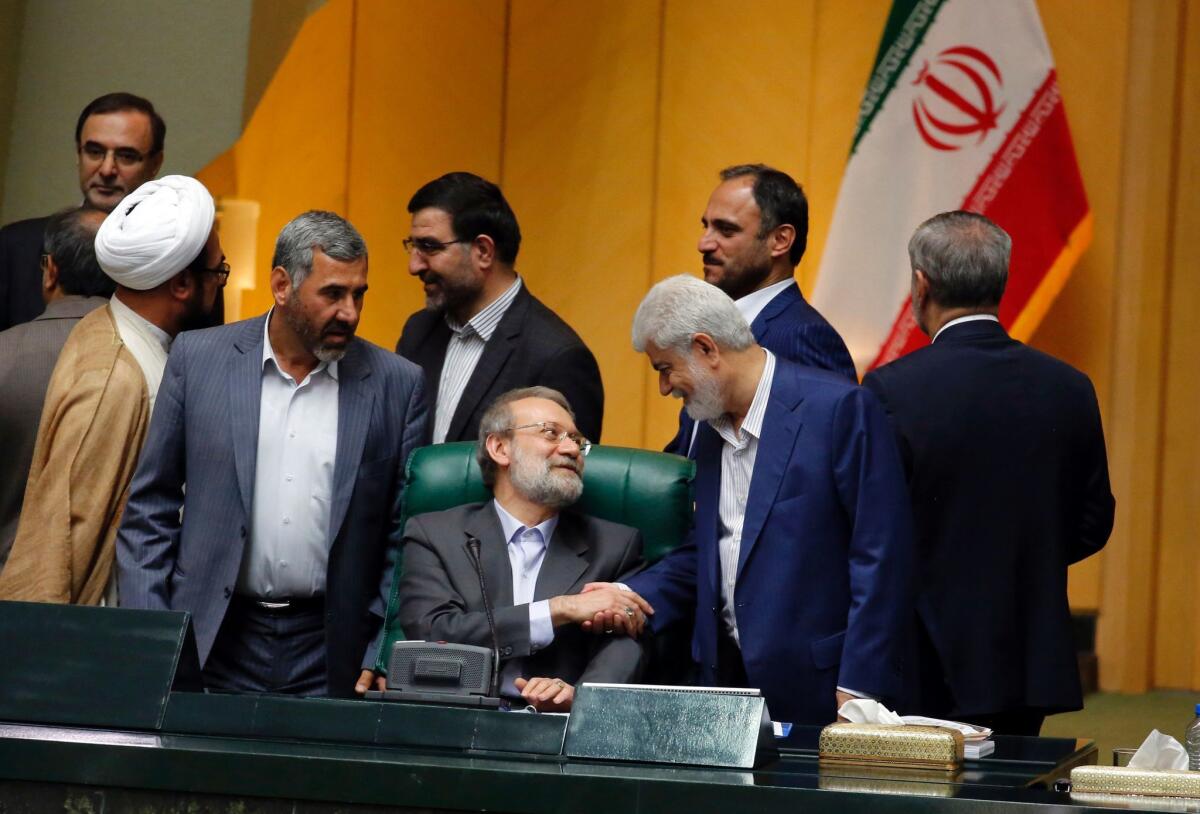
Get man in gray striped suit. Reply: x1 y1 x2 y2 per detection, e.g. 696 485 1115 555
118 211 427 698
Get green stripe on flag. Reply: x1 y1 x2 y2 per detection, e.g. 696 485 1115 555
851 0 946 154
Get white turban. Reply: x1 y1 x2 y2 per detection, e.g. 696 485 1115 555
95 175 215 290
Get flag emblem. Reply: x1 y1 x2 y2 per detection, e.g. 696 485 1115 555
912 46 1006 151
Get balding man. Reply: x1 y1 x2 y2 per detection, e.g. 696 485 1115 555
0 207 113 572
0 92 166 331
862 211 1115 735
0 176 225 604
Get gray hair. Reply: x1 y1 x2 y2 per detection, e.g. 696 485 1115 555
631 274 754 354
908 211 1010 308
477 386 575 488
272 210 367 288
42 207 114 298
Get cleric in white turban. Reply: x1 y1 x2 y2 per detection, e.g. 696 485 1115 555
0 175 225 607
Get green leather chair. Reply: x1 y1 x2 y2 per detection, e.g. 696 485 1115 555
375 441 695 675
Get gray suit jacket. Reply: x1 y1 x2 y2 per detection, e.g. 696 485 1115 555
116 314 427 697
0 295 108 568
398 501 648 687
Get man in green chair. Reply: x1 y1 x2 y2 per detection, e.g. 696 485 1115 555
397 387 653 711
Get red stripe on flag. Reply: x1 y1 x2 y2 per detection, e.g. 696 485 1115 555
868 71 1089 371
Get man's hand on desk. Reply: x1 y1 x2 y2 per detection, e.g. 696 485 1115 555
355 669 387 696
548 583 653 637
515 676 574 712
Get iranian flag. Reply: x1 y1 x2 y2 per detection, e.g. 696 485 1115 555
812 0 1091 373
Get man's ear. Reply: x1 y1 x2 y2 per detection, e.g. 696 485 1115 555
691 333 722 369
485 432 511 470
912 268 931 303
472 234 496 271
270 266 292 307
768 224 795 260
42 255 60 293
169 268 197 302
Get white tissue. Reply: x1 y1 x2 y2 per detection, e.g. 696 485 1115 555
838 698 905 725
1127 729 1190 771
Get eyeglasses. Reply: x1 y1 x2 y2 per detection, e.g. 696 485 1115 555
402 236 472 256
203 261 231 285
79 143 149 168
505 421 592 456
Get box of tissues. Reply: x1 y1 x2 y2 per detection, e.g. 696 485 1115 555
819 723 963 770
1072 730 1200 798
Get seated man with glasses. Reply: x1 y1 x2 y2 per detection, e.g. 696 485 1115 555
397 386 653 711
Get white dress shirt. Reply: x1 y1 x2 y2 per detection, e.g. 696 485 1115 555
708 349 775 646
933 313 1000 343
238 310 339 599
492 499 557 697
109 294 171 413
433 277 523 443
735 278 793 326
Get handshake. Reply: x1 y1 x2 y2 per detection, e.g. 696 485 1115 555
548 582 654 638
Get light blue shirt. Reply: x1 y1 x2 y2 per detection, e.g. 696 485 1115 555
238 310 339 598
493 499 557 696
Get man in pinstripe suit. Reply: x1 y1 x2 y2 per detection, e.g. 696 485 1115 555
665 164 856 457
117 211 427 698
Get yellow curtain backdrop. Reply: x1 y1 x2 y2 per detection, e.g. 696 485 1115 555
198 0 1200 694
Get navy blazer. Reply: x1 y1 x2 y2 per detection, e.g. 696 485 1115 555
665 282 855 456
397 284 604 443
117 315 427 697
631 357 914 725
863 319 1114 717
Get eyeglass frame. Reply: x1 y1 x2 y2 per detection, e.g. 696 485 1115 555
402 236 475 256
78 142 153 168
503 421 592 456
199 261 231 286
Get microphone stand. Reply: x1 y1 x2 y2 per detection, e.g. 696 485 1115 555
466 534 502 699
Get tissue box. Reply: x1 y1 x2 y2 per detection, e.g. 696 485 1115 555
1071 765 1200 798
819 723 963 770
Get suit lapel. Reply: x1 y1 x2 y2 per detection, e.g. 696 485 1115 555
465 503 514 608
230 316 267 520
737 366 804 578
533 512 589 601
749 282 799 337
693 423 724 601
328 341 374 546
445 288 530 441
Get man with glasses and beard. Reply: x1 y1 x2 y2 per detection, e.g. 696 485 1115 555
396 387 652 711
0 176 225 604
118 211 427 699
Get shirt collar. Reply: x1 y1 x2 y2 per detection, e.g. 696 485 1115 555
933 313 1000 343
735 279 793 326
711 349 775 447
109 293 172 353
493 498 559 547
262 307 339 382
445 276 523 341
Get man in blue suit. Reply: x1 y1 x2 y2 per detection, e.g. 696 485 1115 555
863 212 1114 735
118 211 427 698
617 275 912 725
666 164 855 457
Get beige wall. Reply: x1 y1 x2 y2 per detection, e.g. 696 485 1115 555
0 0 27 210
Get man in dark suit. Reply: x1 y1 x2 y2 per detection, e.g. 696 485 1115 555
862 211 1115 735
0 207 113 571
0 92 165 330
396 172 603 445
398 387 651 711
666 164 855 457
118 211 427 698
599 275 913 726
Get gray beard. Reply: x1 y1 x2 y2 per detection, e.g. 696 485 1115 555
509 447 583 509
680 362 725 423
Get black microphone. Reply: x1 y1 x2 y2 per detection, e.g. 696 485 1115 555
466 534 502 698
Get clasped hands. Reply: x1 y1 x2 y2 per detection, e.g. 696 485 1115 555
547 581 653 638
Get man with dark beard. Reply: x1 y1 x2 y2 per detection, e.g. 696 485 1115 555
396 172 604 444
117 211 427 698
665 164 855 457
0 176 223 605
397 387 652 711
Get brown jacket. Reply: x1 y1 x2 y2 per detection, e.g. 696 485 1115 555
0 305 150 604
